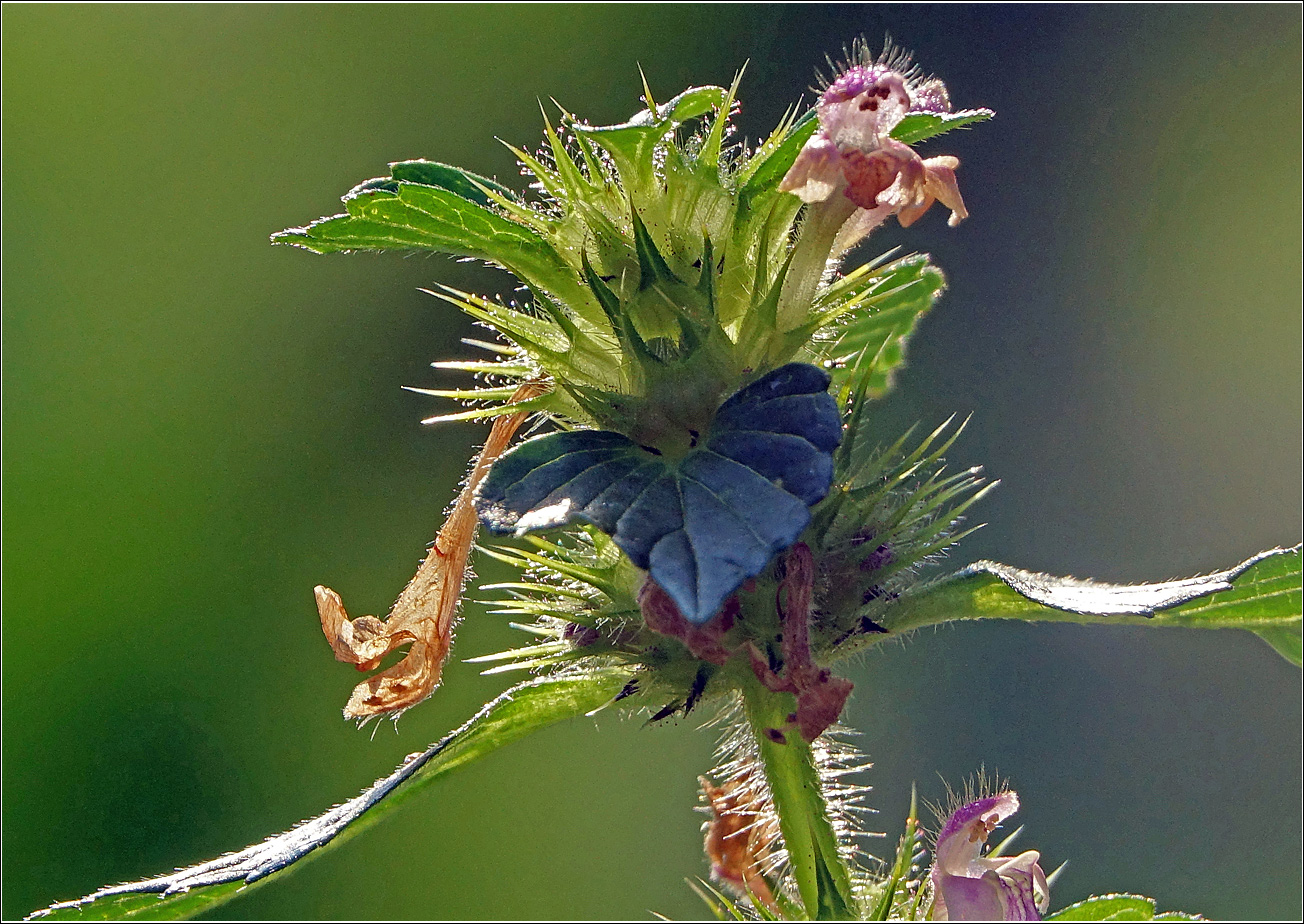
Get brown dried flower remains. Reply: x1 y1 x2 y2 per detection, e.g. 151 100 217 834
746 543 855 742
316 382 546 720
701 771 781 913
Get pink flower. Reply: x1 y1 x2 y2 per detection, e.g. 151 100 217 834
780 62 968 250
930 791 1050 921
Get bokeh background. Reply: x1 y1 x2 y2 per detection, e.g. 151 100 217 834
4 4 1301 920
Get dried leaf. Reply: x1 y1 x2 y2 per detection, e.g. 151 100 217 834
747 543 854 742
317 382 546 720
701 771 781 914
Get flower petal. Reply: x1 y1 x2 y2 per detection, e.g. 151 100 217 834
930 790 1049 921
923 156 969 226
935 791 1020 876
819 65 912 150
779 134 843 203
934 870 1009 921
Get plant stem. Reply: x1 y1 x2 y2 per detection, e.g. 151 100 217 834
741 673 855 920
775 198 856 333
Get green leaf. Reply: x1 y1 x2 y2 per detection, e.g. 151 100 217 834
1251 623 1302 665
574 85 726 192
867 787 921 921
812 253 947 400
348 160 514 207
890 108 995 146
878 546 1303 663
657 84 729 122
737 108 818 205
28 668 635 921
1046 893 1201 921
272 183 591 312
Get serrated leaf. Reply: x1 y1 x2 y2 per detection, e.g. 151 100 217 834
346 160 513 207
814 253 947 399
1046 893 1200 921
27 669 634 922
474 363 841 622
879 546 1303 663
891 108 995 146
272 183 590 312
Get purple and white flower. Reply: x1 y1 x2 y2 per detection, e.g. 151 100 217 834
780 59 969 253
930 790 1050 921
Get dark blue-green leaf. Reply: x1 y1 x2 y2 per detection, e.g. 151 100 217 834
475 363 841 622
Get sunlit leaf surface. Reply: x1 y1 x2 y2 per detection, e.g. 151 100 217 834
1046 893 1201 921
891 108 995 145
881 546 1302 664
28 669 634 921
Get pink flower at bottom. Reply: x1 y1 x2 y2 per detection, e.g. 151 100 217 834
930 791 1050 921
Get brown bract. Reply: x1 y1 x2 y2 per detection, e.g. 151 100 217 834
638 579 737 665
748 543 855 742
316 381 546 721
639 543 855 742
700 772 781 913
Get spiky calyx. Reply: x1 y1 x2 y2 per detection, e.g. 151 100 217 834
474 407 989 724
274 70 987 436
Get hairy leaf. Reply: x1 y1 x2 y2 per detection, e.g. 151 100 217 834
879 546 1303 663
1046 893 1201 921
271 183 588 310
28 669 634 922
474 363 841 622
811 252 947 399
891 108 995 146
347 159 515 207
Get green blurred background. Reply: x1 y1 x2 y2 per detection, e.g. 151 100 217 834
4 4 1300 920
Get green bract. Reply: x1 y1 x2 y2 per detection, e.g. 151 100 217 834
271 78 957 444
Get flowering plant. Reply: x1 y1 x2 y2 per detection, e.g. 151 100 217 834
29 40 1299 923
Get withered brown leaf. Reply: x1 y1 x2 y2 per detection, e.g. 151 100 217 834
700 772 781 913
316 382 546 720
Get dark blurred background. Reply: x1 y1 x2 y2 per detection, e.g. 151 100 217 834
4 5 1300 920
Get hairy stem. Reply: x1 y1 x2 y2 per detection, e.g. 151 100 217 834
775 197 856 333
741 672 854 920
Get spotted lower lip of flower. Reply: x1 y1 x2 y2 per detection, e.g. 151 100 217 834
930 791 1050 921
780 127 968 232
